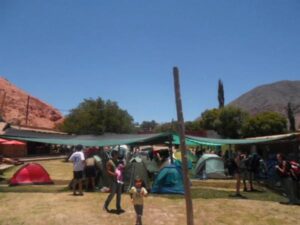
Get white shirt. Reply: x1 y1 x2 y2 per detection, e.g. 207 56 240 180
69 151 85 172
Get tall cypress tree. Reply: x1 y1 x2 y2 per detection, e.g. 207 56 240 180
287 102 296 131
218 79 225 108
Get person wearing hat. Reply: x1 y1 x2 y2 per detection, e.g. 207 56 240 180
69 144 85 196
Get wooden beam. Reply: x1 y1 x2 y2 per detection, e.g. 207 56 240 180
25 96 30 126
173 67 194 225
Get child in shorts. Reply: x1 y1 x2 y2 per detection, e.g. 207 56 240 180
129 177 148 225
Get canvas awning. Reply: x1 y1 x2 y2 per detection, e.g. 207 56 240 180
1 127 298 147
0 128 172 147
171 134 222 146
185 133 300 146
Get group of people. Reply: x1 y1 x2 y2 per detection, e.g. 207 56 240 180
226 147 300 205
229 148 262 198
68 144 148 225
276 153 300 205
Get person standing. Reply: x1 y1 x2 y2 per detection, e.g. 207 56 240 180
129 177 148 225
276 153 300 205
229 151 246 198
69 144 85 196
103 150 124 213
85 152 97 191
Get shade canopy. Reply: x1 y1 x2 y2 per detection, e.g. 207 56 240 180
1 127 298 147
1 130 172 147
185 133 299 146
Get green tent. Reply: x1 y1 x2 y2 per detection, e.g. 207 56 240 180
151 164 184 194
194 154 226 179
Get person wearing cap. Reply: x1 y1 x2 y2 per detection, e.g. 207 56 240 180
69 144 85 196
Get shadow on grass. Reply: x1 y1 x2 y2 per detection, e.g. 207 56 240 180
153 186 287 203
0 185 69 193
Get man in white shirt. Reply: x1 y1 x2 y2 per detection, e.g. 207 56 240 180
69 144 85 196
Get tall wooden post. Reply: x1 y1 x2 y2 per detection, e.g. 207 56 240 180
173 67 194 225
25 96 30 126
0 90 6 116
168 134 174 164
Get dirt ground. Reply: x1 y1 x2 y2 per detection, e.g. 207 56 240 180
0 160 300 225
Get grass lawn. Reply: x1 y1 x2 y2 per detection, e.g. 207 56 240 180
0 160 299 225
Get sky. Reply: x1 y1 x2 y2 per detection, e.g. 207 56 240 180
0 0 300 123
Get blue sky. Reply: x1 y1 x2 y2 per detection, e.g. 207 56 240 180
1 0 299 123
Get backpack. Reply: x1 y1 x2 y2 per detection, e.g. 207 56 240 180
288 161 300 181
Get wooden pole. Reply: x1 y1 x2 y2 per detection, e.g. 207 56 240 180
168 134 174 164
0 90 6 117
173 67 194 225
25 95 30 126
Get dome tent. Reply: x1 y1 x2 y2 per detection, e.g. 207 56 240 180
124 156 150 191
10 163 54 186
194 154 226 179
151 164 184 194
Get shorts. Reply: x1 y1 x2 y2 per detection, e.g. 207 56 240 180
240 169 248 179
73 171 84 180
134 204 144 216
85 166 96 178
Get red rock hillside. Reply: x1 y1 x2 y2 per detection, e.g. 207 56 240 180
0 77 63 129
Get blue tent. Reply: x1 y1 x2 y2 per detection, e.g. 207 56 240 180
151 164 184 194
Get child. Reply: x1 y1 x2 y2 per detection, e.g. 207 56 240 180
115 160 125 184
129 177 148 225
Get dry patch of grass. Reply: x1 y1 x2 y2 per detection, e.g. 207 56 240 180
0 192 300 225
0 160 299 225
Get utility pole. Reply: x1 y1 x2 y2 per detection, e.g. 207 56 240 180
25 95 30 126
173 67 194 225
0 89 6 117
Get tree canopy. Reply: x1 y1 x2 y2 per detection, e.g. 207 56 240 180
242 112 287 137
139 120 158 133
59 97 134 135
199 107 248 138
199 108 220 130
216 106 249 138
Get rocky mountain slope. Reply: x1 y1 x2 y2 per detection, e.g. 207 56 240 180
229 80 300 129
0 77 63 129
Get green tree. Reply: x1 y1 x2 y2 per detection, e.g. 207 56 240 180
139 120 158 132
218 79 225 108
287 102 296 132
216 106 249 138
199 108 220 130
59 97 134 134
242 112 287 137
154 120 178 133
185 120 201 132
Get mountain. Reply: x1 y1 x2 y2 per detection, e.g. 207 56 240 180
229 80 300 129
0 77 63 129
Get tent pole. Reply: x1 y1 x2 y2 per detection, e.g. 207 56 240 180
173 67 194 225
